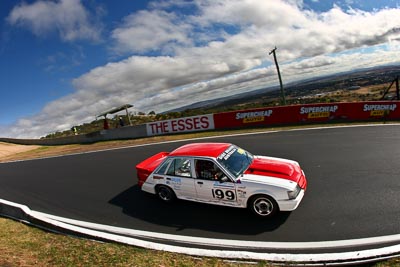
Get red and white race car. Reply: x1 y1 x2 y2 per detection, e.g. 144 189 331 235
136 143 307 217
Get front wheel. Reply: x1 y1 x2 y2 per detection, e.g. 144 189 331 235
248 195 278 218
156 185 176 203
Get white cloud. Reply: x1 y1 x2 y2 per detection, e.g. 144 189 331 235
192 0 308 29
7 0 101 42
3 0 400 138
111 9 191 54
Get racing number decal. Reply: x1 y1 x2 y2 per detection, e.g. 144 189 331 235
211 189 236 201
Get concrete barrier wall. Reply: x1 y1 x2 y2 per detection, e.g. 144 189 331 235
0 124 148 146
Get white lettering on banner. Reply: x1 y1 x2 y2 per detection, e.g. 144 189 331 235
235 110 273 120
300 105 338 114
146 114 215 136
363 104 397 112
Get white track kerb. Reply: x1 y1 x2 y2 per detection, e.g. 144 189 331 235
1 198 400 265
2 125 400 265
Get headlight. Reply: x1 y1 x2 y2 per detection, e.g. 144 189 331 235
288 185 301 200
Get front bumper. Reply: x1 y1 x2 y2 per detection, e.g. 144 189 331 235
277 189 305 211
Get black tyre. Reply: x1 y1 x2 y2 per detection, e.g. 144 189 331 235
156 185 176 203
248 195 278 217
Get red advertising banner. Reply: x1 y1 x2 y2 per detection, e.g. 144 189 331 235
143 102 399 137
146 114 215 136
213 101 400 130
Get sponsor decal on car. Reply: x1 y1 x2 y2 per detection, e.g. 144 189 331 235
213 182 235 188
166 177 182 189
218 146 237 160
237 189 247 198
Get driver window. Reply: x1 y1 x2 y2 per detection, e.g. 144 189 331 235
195 159 225 181
166 158 192 177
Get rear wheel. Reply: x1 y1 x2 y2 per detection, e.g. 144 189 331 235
248 195 278 217
156 185 176 203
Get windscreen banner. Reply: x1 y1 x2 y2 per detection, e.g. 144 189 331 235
213 101 400 129
146 114 215 136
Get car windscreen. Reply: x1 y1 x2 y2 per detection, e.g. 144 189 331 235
217 145 253 178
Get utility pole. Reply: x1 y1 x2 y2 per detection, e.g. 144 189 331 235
269 47 286 105
381 76 400 100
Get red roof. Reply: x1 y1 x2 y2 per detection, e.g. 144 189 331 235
169 143 231 158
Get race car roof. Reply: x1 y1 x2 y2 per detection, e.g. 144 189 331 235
169 143 232 158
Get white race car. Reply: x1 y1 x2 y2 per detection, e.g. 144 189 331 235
136 143 307 217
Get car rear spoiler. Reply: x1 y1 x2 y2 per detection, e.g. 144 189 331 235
136 152 169 187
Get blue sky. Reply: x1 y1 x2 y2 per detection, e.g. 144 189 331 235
0 0 399 138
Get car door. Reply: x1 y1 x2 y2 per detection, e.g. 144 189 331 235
164 157 197 200
194 159 238 206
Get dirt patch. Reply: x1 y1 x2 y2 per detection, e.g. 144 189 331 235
0 142 40 161
0 133 213 162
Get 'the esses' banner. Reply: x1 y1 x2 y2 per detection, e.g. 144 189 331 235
146 114 215 136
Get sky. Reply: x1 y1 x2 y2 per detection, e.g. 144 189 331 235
0 0 399 139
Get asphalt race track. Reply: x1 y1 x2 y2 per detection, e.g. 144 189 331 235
1 125 400 258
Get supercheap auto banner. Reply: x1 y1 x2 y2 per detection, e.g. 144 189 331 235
213 101 400 129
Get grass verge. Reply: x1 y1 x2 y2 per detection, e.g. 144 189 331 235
0 218 267 267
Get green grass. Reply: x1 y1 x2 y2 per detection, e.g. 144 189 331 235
1 218 270 266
